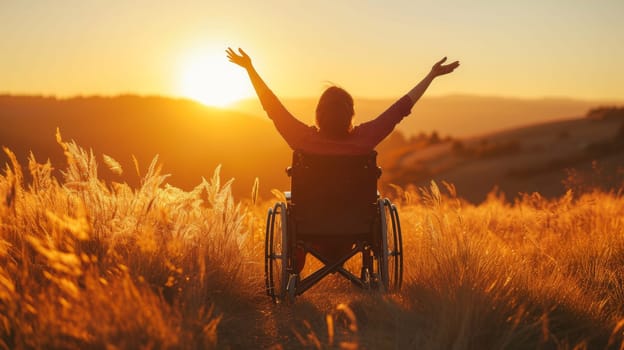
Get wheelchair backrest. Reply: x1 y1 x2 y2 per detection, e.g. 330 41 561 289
288 151 381 237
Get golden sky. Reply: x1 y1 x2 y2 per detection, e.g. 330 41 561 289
1 0 623 104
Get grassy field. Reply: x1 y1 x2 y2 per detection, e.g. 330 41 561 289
1 135 623 349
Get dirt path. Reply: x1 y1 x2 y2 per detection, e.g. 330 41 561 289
217 275 420 349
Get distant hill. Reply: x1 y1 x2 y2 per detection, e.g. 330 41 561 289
379 111 624 203
233 94 621 137
0 95 293 199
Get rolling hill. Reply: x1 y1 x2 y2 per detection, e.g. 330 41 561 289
379 109 624 202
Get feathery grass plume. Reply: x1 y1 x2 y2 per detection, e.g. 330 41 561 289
131 154 141 178
27 152 56 195
61 140 101 185
204 165 232 209
55 127 74 167
388 183 406 202
3 147 23 187
270 189 286 202
102 154 123 175
2 172 16 211
442 180 457 199
420 180 442 208
2 147 23 212
251 177 259 206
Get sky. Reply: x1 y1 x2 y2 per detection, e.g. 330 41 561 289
1 0 623 105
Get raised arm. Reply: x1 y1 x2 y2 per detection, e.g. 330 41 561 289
357 57 460 147
407 57 460 103
226 47 309 149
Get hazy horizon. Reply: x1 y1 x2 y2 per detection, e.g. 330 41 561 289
4 90 624 103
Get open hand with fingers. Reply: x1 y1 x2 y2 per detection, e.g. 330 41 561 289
226 47 253 69
430 57 460 77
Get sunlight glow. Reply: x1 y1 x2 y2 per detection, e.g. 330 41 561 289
178 50 253 107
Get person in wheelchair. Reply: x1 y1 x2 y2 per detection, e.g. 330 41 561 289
227 47 459 300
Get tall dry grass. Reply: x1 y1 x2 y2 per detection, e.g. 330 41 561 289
0 134 623 349
0 131 258 349
378 183 624 349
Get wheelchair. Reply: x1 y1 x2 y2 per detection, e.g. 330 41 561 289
265 151 403 303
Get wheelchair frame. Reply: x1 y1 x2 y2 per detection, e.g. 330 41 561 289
265 152 403 303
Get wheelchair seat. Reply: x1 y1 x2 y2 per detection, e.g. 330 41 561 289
265 151 403 303
289 151 380 238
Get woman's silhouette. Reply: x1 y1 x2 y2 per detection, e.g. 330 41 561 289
227 47 459 270
226 47 459 155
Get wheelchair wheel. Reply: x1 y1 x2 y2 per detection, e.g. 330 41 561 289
377 198 403 291
265 202 289 303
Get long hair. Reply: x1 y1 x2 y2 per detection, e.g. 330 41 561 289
315 86 354 139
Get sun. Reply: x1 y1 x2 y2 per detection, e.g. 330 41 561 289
178 50 253 107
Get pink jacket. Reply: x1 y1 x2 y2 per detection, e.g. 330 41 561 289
258 87 414 155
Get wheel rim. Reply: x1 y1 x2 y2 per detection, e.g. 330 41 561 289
265 203 289 302
391 204 403 290
378 199 403 291
265 207 274 297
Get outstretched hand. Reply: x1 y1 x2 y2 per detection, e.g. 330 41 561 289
430 57 460 77
226 47 252 69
